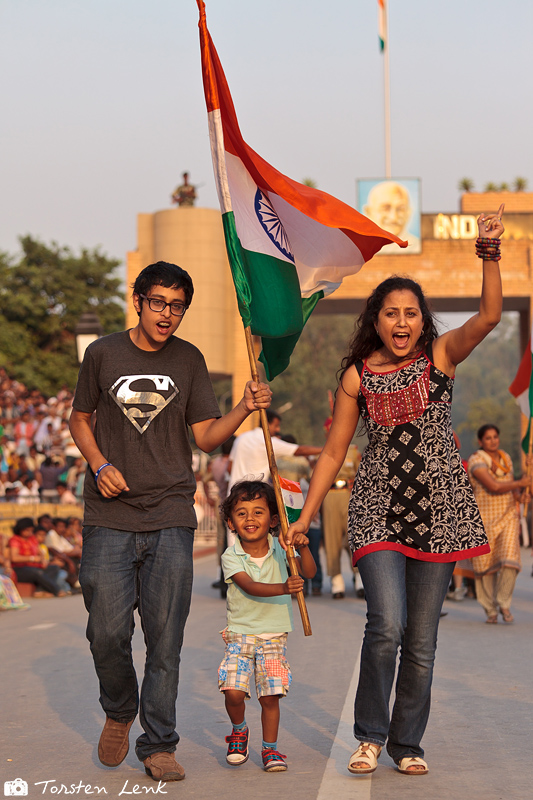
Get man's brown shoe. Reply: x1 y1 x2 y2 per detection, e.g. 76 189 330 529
143 752 185 782
98 717 134 767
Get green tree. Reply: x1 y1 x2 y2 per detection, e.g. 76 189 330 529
483 182 499 192
0 236 124 395
458 177 474 192
498 182 510 192
452 314 522 466
269 313 358 445
514 176 528 191
302 178 317 188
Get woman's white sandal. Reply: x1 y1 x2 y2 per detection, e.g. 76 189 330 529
347 742 382 774
397 756 428 775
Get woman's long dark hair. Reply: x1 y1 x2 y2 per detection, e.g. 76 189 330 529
338 276 439 383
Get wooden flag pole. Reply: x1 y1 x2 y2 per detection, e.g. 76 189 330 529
244 326 312 636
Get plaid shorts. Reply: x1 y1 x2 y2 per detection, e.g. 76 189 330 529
218 629 292 698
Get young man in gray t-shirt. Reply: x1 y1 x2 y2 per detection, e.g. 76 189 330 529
70 261 271 783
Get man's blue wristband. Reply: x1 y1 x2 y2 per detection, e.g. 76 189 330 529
94 463 112 483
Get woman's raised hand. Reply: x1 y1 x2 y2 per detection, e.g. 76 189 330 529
478 203 505 239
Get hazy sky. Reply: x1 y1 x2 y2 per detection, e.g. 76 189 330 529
2 0 531 280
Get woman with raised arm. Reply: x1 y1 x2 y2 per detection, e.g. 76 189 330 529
287 206 509 776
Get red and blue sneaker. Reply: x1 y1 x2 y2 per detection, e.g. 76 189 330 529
262 747 287 772
225 727 249 766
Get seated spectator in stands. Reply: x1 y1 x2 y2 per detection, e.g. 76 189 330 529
0 396 18 439
1 436 16 471
9 517 66 597
0 532 13 578
5 481 24 500
50 432 65 463
66 457 86 498
19 454 35 475
16 455 36 483
56 481 78 505
44 516 81 590
1 435 10 473
0 534 29 610
5 465 20 485
39 423 56 456
26 444 45 474
17 474 40 503
65 516 83 548
14 411 37 457
59 419 81 469
47 517 81 557
34 407 61 452
4 486 19 502
37 456 65 502
34 527 71 594
37 513 54 536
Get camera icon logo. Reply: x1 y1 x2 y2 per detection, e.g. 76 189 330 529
4 780 28 797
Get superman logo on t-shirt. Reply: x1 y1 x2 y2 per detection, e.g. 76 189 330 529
109 375 178 434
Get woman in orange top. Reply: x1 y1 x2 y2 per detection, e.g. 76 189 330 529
8 517 66 597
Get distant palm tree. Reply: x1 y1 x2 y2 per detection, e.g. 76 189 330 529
514 176 528 191
484 182 498 192
498 182 510 192
458 177 474 192
302 178 317 188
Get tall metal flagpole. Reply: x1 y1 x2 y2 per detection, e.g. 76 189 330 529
383 0 392 178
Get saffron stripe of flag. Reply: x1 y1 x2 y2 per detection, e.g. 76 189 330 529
197 0 406 379
509 335 533 453
279 477 304 524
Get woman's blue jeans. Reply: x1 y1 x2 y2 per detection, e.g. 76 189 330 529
354 550 454 763
79 526 194 761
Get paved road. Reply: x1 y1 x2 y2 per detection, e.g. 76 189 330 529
2 549 533 800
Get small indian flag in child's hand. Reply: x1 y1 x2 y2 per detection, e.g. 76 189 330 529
279 477 304 523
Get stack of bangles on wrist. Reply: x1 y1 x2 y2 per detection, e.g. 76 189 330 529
476 237 501 261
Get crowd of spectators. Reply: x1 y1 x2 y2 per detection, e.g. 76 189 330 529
1 513 83 600
0 368 86 504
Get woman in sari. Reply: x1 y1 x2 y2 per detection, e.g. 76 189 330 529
468 424 529 623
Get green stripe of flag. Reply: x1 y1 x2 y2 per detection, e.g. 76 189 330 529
259 292 323 379
285 506 303 524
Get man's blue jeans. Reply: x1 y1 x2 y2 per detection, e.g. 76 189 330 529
354 550 454 763
79 526 194 761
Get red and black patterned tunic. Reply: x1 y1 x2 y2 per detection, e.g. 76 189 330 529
348 347 489 564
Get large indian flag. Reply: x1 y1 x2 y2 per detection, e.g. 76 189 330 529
509 334 533 452
197 0 407 379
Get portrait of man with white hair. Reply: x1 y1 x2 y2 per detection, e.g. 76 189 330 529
359 179 422 254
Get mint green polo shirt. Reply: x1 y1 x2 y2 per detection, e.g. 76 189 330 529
221 534 294 635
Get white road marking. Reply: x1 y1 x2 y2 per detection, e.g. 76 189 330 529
317 652 373 799
28 623 57 630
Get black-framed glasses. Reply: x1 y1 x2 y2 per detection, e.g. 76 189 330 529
139 294 188 317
